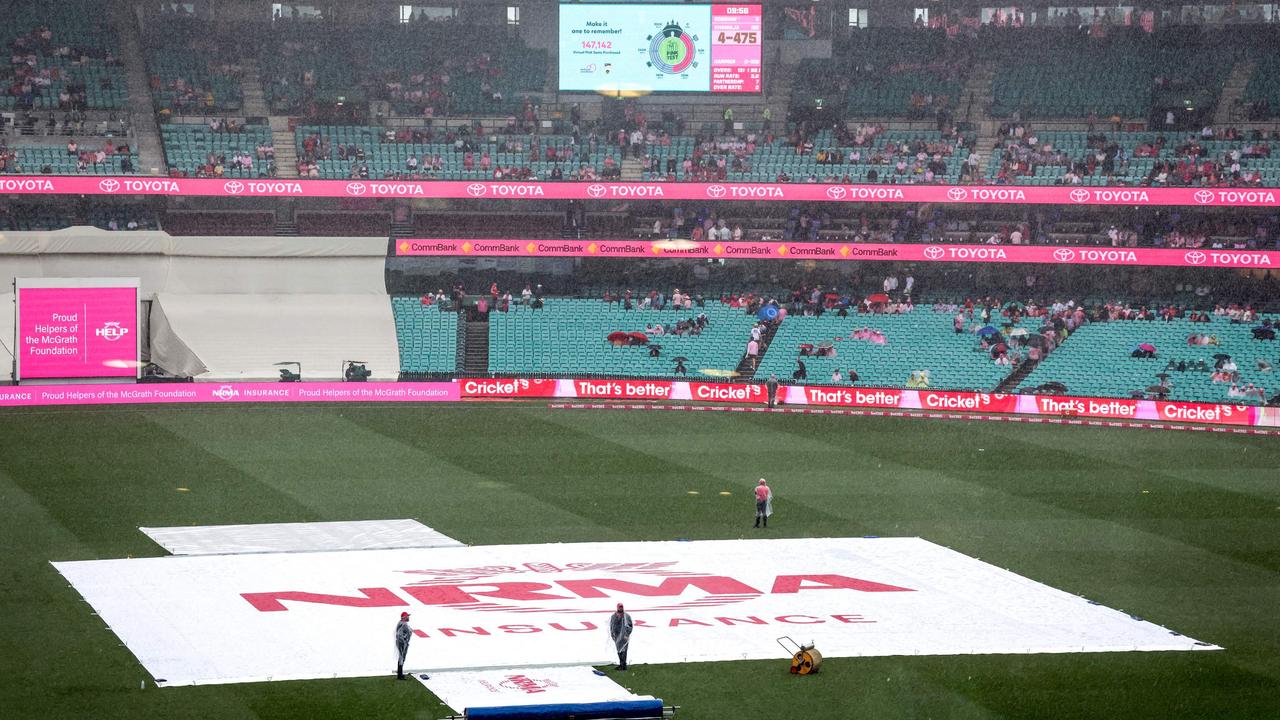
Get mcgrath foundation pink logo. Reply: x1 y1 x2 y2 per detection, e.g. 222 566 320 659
1194 190 1214 204
705 185 727 198
1184 251 1207 265
466 183 488 197
1069 189 1091 203
345 182 367 196
98 178 119 193
586 184 607 198
94 321 128 342
826 187 846 200
922 246 944 260
947 187 968 201
223 181 244 195
1053 248 1076 262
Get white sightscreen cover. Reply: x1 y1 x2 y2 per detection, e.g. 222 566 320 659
416 666 646 712
140 519 463 555
53 538 1218 687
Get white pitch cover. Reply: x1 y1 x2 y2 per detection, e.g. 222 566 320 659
52 538 1219 686
139 519 464 555
416 666 647 712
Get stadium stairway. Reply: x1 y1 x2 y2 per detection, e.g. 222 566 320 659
270 116 299 178
114 3 164 174
1214 59 1255 126
961 61 995 126
240 59 270 118
464 318 490 374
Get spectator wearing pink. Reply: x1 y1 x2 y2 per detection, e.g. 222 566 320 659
746 338 759 368
753 478 772 528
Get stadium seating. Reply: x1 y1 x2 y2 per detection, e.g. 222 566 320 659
161 124 272 177
642 129 968 184
792 29 966 119
7 144 137 175
0 5 127 111
755 311 1011 390
487 300 754 377
990 130 1280 186
1018 316 1278 403
297 126 620 180
147 49 243 114
1244 53 1280 119
391 298 459 374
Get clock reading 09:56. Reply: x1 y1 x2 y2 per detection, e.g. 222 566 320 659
716 31 758 44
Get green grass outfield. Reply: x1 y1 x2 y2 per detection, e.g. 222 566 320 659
2 403 1279 719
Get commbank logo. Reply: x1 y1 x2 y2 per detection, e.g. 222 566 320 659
223 181 244 195
466 183 488 197
98 178 120 193
346 182 367 196
1053 248 1076 262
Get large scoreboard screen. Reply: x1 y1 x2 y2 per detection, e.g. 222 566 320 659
558 4 762 94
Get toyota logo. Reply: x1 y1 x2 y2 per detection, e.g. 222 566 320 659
1069 189 1090 203
98 178 119 193
922 246 944 260
1184 251 1207 265
947 187 968 201
826 187 846 200
345 182 367 196
1194 190 1214 204
223 181 244 195
586 184 607 198
1053 248 1076 262
706 185 727 198
466 183 487 197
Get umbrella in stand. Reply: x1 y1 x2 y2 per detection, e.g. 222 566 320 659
757 305 779 321
672 356 689 363
1146 385 1171 396
1138 343 1156 352
1039 323 1056 333
1041 381 1068 394
1213 353 1231 360
977 325 1000 336
607 331 629 345
866 293 890 304
1155 372 1171 380
628 331 649 345
1008 327 1029 337
1025 333 1047 347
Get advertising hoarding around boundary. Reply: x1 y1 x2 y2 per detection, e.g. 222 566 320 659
2 175 1279 208
14 278 141 382
393 238 1279 269
0 379 1269 429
